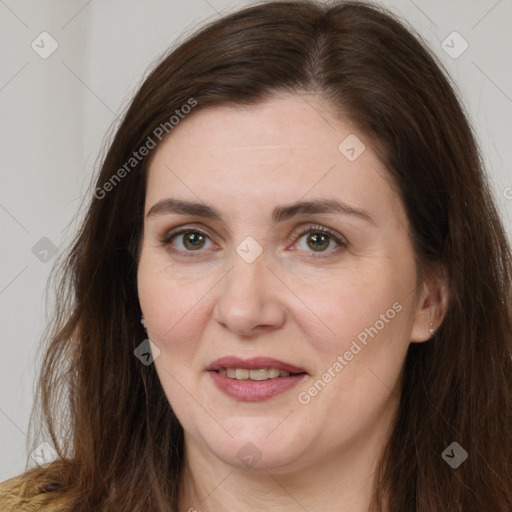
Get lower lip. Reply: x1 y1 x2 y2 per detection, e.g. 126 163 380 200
208 371 307 401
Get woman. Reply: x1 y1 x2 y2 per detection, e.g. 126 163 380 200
1 1 511 511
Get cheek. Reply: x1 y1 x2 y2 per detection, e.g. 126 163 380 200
137 255 212 362
294 276 411 422
286 260 412 354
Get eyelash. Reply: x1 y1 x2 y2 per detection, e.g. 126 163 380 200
160 223 348 258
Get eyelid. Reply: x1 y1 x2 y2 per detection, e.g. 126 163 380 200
160 223 214 245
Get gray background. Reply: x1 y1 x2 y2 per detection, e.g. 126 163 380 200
0 0 511 480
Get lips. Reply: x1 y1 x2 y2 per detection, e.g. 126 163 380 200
206 356 308 401
206 356 307 375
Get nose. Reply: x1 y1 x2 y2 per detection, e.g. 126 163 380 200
212 247 286 337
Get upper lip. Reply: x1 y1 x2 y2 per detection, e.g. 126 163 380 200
206 356 308 374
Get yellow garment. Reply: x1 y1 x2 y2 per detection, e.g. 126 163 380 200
0 473 67 511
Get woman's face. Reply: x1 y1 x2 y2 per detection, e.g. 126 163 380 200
137 93 432 473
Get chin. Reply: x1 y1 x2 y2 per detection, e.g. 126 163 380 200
191 421 311 472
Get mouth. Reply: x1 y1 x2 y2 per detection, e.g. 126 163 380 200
215 367 302 381
206 356 308 401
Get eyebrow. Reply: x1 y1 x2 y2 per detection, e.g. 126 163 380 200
146 198 376 226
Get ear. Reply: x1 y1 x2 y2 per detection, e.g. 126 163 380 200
410 265 450 343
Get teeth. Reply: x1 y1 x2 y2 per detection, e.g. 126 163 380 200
218 368 295 381
235 368 250 380
268 368 280 378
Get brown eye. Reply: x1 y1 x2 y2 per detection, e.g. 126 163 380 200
181 231 207 250
164 229 213 252
293 225 347 255
305 232 330 252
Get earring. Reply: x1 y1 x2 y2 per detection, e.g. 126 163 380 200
429 321 435 336
140 316 147 330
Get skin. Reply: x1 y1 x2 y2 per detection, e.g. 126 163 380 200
137 93 449 512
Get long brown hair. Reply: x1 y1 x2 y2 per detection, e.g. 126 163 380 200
19 1 512 510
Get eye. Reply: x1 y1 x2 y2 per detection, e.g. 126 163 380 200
160 223 348 257
162 227 214 253
292 224 347 256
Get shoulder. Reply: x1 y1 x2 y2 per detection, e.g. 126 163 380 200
0 471 67 512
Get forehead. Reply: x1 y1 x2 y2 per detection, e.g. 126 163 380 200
145 93 402 223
